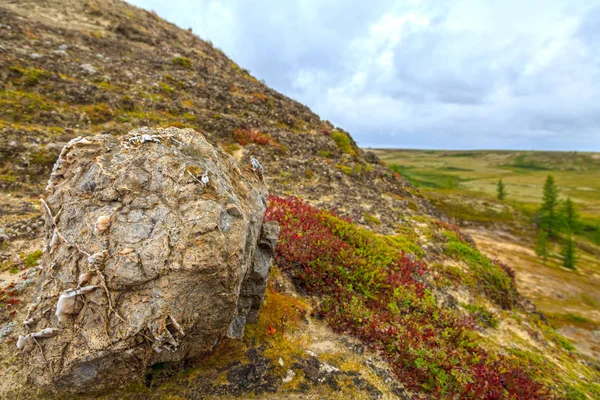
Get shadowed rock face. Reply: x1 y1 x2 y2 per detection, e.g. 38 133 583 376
18 127 277 392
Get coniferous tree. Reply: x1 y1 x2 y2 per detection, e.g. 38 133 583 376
496 179 506 200
561 236 576 270
560 198 579 233
539 175 560 237
535 229 549 262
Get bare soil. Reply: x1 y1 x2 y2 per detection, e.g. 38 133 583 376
465 226 600 361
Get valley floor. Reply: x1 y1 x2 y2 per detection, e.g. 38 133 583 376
372 148 600 363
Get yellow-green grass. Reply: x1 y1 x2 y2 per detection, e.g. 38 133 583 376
373 149 600 223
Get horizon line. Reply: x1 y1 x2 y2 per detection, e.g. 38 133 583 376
364 147 600 153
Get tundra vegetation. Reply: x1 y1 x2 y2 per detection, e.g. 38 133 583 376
376 149 600 369
0 0 599 398
265 196 598 398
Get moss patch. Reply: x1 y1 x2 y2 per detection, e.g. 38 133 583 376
331 131 356 156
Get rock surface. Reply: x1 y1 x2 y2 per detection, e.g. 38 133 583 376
18 127 277 392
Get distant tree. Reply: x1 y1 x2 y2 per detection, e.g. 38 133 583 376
560 198 579 233
535 229 549 262
561 236 576 270
539 175 560 237
496 179 506 200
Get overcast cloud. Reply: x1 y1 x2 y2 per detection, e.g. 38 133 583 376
129 0 600 150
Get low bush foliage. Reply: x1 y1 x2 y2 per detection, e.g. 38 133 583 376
233 127 280 148
22 250 43 267
172 56 192 69
443 232 518 309
9 65 51 86
82 103 114 123
331 131 356 155
266 196 545 398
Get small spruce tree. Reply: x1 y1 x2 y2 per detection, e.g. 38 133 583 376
561 236 576 270
496 179 506 200
560 197 579 233
535 229 549 262
539 175 560 237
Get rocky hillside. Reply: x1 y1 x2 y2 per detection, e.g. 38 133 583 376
0 0 599 399
0 0 433 232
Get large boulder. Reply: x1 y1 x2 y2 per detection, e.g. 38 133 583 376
18 127 278 392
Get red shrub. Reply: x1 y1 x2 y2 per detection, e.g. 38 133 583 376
492 259 516 281
7 298 20 306
265 196 546 398
233 127 280 148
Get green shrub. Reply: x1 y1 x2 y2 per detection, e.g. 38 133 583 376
0 90 56 122
82 103 114 123
331 131 356 155
335 164 353 175
22 250 43 267
444 232 518 309
222 143 240 155
9 66 51 86
172 56 192 69
159 82 174 94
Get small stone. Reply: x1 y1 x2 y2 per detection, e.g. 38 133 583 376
282 369 295 383
226 205 243 217
319 363 340 374
278 357 284 367
80 63 96 74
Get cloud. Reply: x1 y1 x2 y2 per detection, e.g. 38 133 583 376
129 0 600 150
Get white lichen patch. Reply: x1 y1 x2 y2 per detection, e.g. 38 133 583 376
251 157 264 175
128 134 161 145
16 328 60 353
55 286 98 323
201 171 210 186
94 215 111 235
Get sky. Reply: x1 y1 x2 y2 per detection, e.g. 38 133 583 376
129 0 600 150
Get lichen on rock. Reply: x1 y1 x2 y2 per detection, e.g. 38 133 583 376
19 127 278 392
